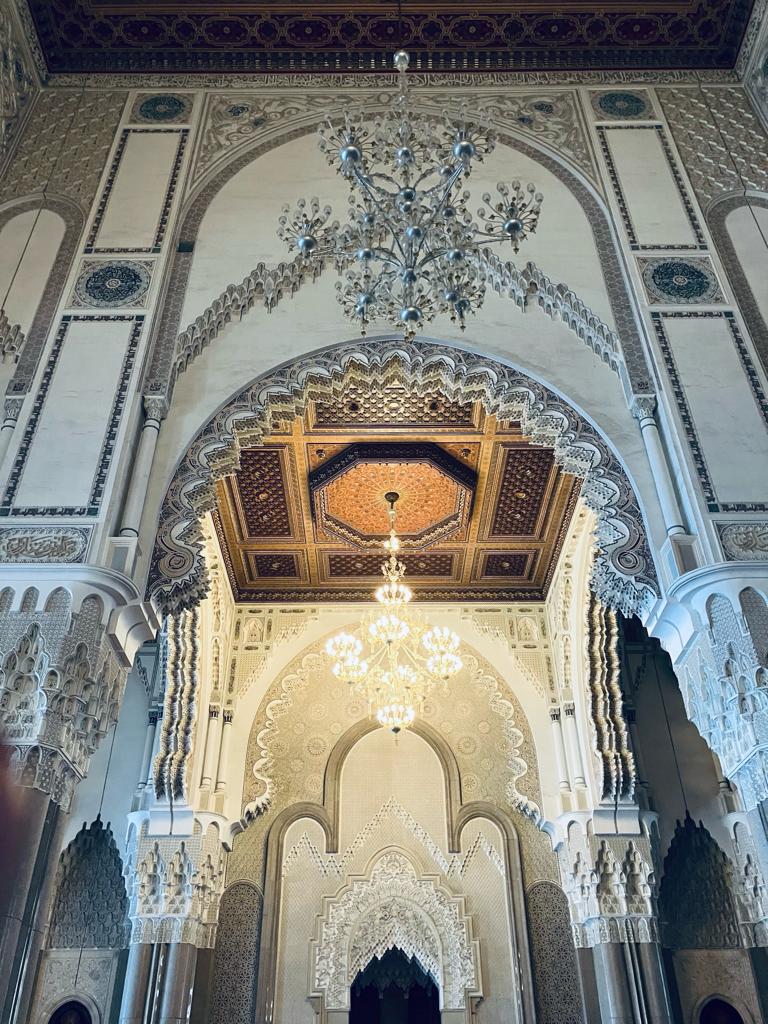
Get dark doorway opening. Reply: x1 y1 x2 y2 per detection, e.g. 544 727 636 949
350 947 440 1024
700 998 744 1024
47 1002 92 1024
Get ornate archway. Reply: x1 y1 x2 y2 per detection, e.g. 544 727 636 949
311 850 481 1015
148 339 658 617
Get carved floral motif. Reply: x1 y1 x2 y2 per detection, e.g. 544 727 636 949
313 851 478 1011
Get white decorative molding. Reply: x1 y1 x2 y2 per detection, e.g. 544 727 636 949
125 818 226 948
282 797 505 881
717 522 768 561
558 819 660 947
0 525 91 563
150 340 658 620
312 850 481 1011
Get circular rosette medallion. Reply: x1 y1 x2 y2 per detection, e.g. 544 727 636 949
642 258 721 304
595 91 648 119
75 261 151 308
135 93 191 123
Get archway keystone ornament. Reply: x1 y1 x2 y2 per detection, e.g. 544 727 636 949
149 340 658 618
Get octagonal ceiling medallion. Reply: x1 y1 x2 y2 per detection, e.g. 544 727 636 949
309 442 476 549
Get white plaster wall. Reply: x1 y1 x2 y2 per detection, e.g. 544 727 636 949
631 650 728 854
725 204 768 330
15 318 137 509
601 127 697 247
62 668 148 858
94 130 182 250
662 315 768 503
458 818 518 1024
275 817 329 1024
0 209 65 334
338 728 448 855
180 132 613 332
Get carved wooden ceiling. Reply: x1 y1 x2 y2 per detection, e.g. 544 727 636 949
27 0 754 73
213 386 580 602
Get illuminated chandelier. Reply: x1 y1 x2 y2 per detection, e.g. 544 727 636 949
325 492 463 733
277 49 543 338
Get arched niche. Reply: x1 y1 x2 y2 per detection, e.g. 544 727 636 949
252 723 536 1023
708 194 768 378
177 130 614 337
0 196 84 395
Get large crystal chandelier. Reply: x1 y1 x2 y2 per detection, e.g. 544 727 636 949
278 50 543 337
325 493 463 733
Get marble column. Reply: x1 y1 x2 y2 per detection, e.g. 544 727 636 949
120 403 164 537
158 942 198 1024
631 398 685 537
215 710 233 793
0 787 59 1023
637 941 674 1023
562 703 587 789
0 397 22 474
118 943 155 1024
550 707 571 794
201 706 222 789
137 711 159 793
592 942 634 1024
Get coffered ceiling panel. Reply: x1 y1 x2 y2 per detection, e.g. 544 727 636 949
28 0 754 73
213 388 580 602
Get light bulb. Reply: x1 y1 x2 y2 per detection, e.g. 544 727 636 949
422 626 460 655
326 633 362 660
376 702 415 733
426 652 462 680
375 580 413 607
368 613 409 645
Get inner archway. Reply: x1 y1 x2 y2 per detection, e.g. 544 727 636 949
350 948 440 1024
699 998 745 1024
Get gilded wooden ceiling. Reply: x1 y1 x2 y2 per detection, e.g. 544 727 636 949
213 386 579 602
28 0 754 73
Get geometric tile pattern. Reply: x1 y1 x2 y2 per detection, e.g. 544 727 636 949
310 443 475 549
326 551 456 578
227 449 293 538
25 0 756 74
491 448 556 537
214 392 579 601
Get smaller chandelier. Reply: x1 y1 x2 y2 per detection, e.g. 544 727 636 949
325 492 462 733
278 49 543 338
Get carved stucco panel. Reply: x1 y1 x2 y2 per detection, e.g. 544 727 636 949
312 851 479 1011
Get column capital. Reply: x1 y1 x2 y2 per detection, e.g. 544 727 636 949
142 394 169 423
125 822 227 949
630 394 658 423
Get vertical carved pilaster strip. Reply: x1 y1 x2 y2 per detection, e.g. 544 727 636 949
588 594 636 803
171 606 200 801
153 615 181 799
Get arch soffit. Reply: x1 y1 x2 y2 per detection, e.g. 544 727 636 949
0 194 86 399
148 338 659 618
706 193 768 378
144 106 652 403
